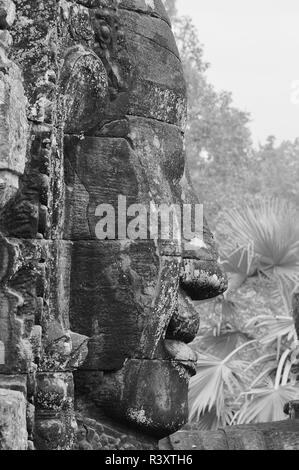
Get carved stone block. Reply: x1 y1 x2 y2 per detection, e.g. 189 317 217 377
0 388 28 450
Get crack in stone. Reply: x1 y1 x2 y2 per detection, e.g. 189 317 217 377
65 157 93 239
124 25 181 62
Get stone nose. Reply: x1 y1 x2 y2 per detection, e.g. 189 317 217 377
180 257 227 301
179 219 228 302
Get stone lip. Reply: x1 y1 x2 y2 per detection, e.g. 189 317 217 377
164 340 197 376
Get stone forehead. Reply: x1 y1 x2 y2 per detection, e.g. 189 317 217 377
75 0 170 25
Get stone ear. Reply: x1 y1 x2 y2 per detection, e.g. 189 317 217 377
60 46 109 135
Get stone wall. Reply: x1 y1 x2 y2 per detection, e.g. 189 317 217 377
160 420 299 451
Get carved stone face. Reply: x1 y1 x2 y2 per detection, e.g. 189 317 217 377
0 0 226 447
61 0 226 438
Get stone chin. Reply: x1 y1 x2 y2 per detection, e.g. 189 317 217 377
97 358 192 439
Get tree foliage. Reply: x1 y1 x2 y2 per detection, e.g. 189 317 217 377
190 199 299 429
164 0 253 221
164 0 299 222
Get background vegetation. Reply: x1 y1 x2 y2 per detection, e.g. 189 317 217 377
163 0 299 428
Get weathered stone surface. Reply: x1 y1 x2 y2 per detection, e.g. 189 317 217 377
77 359 190 439
0 388 27 450
35 372 74 414
60 46 109 134
119 9 178 58
0 341 4 364
73 1 187 127
0 374 27 395
115 14 186 126
40 326 89 372
180 258 228 301
0 0 227 451
64 118 187 257
0 237 35 374
0 125 53 239
137 255 181 359
160 421 299 451
0 238 73 374
75 413 158 450
35 372 77 450
69 239 161 369
63 136 139 240
0 23 27 207
164 340 197 363
74 0 170 25
45 241 73 333
26 401 35 438
119 0 171 25
0 236 79 374
166 290 200 344
284 400 299 420
160 429 228 451
11 0 58 117
34 417 76 451
0 0 16 29
127 116 185 203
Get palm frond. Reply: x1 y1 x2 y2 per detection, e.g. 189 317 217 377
189 342 255 422
244 353 277 374
189 357 245 422
221 199 299 285
276 277 297 314
236 347 299 425
237 380 299 425
190 407 235 431
222 243 255 276
246 315 297 345
195 331 249 360
275 349 292 389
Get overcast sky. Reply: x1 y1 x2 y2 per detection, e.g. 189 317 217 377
177 0 299 145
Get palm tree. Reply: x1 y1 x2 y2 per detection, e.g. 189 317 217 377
189 198 299 428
